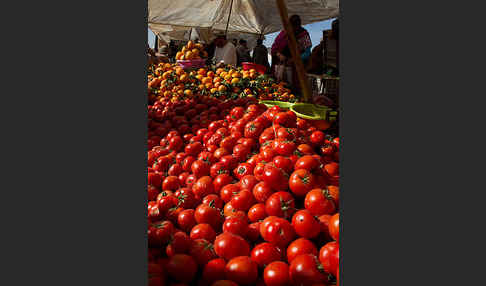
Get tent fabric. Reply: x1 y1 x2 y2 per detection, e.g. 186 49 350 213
148 0 339 36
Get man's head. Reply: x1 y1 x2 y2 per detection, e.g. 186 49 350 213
239 39 247 47
290 15 302 30
256 39 263 46
332 19 339 37
232 39 238 46
215 34 227 48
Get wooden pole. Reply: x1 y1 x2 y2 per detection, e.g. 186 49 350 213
225 0 235 36
155 35 159 51
275 0 312 103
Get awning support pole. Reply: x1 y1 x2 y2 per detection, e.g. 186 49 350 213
225 0 235 36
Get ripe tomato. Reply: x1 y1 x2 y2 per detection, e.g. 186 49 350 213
233 144 251 162
273 112 293 127
286 238 318 263
304 188 337 216
220 136 236 151
220 155 238 170
167 163 183 176
233 163 254 180
190 223 217 242
317 214 332 240
319 241 339 277
157 195 178 217
260 216 296 248
263 165 288 191
185 141 203 157
177 209 196 233
194 203 223 230
229 189 255 211
211 280 238 286
253 162 266 181
265 192 296 219
166 254 197 283
213 147 230 160
166 231 190 257
291 210 321 239
247 203 267 222
294 155 320 171
168 136 183 151
189 239 218 266
214 232 250 260
272 156 293 174
202 258 227 284
289 254 327 285
250 242 282 268
162 176 180 191
148 185 159 201
225 256 258 286
181 156 196 172
247 221 261 242
223 215 248 237
148 172 163 188
289 169 315 197
274 139 297 156
202 194 224 209
328 213 339 241
209 162 229 178
148 220 175 247
324 162 339 177
185 174 197 188
244 121 264 139
174 188 197 209
240 175 258 191
213 173 234 193
310 131 325 145
220 183 240 203
263 261 290 286
192 176 215 199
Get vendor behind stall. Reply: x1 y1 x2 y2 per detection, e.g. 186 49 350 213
213 33 237 67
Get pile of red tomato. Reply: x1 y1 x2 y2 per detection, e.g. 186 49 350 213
148 95 340 286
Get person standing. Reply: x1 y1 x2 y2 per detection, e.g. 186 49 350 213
236 39 252 65
271 15 312 88
213 33 237 67
252 38 270 69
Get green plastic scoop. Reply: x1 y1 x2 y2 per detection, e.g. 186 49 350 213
259 100 337 122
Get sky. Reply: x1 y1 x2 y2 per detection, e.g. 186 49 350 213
148 18 335 50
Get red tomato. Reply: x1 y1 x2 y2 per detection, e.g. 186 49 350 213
177 209 196 233
291 210 321 239
253 162 266 181
148 220 175 247
310 131 325 145
263 261 290 286
220 155 238 170
260 216 296 248
181 156 196 172
240 175 258 191
169 136 183 151
319 241 339 277
225 256 258 286
214 232 250 260
213 173 234 193
250 242 282 268
271 156 292 174
190 223 217 242
233 144 251 162
148 185 159 201
210 162 229 178
211 280 238 286
189 239 218 266
166 231 190 257
185 142 203 157
166 254 197 283
289 254 327 285
262 165 288 191
167 163 183 176
162 176 180 191
202 194 224 209
233 163 254 180
202 258 227 284
213 147 230 160
265 192 296 219
223 216 249 237
220 183 240 203
148 172 163 188
229 189 255 211
304 188 337 216
288 169 315 197
194 203 223 231
247 221 261 242
185 174 197 188
324 162 339 177
286 238 318 263
192 176 215 200
294 155 320 171
328 213 339 241
247 203 267 222
274 139 297 156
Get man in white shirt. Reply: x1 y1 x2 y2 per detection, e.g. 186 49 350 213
213 34 237 67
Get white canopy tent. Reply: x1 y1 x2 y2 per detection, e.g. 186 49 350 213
148 0 339 48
